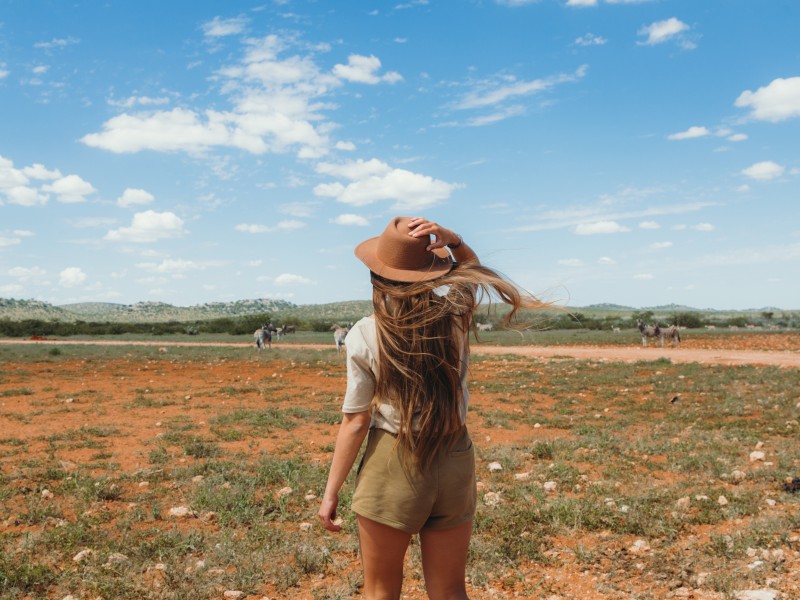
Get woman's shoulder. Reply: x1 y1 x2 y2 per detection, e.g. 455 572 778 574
346 315 376 343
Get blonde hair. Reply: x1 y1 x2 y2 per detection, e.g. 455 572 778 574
370 259 548 470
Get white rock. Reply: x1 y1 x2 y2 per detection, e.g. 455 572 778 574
717 495 729 506
675 496 690 509
543 481 558 493
73 549 95 562
764 498 776 507
749 451 766 462
299 522 312 532
628 539 650 553
483 491 502 507
276 486 293 497
168 506 193 518
106 552 128 563
731 470 747 482
488 462 503 472
514 472 531 481
223 592 245 599
41 489 54 499
735 590 778 600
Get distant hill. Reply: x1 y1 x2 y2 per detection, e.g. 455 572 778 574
0 297 794 324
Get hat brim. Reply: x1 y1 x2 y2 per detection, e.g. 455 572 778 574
355 236 454 283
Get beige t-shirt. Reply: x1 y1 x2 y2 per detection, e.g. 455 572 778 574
341 315 470 434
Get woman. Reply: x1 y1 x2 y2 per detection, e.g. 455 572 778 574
318 216 546 600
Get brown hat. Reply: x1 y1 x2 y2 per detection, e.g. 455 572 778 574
354 216 454 282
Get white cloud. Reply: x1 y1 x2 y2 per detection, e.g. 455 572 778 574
0 64 9 79
104 210 187 242
5 186 48 206
633 273 654 280
496 0 540 5
0 236 22 248
9 266 47 281
136 258 222 273
274 273 316 285
34 37 79 50
455 65 587 111
575 33 606 46
117 188 155 207
332 214 369 226
59 267 87 287
742 160 785 181
639 221 660 229
567 0 598 6
314 158 461 210
574 221 630 235
22 163 62 180
0 156 30 188
727 133 748 142
235 220 305 233
335 141 357 151
735 77 800 122
667 126 710 140
42 174 97 203
637 17 690 46
558 258 585 267
332 54 403 84
32 65 49 75
693 223 715 231
202 16 248 38
649 241 672 250
109 96 171 109
598 256 616 265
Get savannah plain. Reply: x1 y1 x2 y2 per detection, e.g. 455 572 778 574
1 328 799 599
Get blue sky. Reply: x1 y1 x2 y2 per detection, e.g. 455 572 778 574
1 0 798 310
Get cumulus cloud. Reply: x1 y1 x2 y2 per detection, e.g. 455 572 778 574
42 174 97 203
59 267 87 287
22 163 62 180
727 133 748 142
314 158 461 210
274 273 316 285
567 0 598 7
108 96 170 109
667 126 710 140
332 214 369 226
34 37 79 50
639 221 660 229
574 221 630 235
136 258 223 273
0 236 22 248
637 17 690 46
598 256 616 265
742 161 785 181
5 186 48 206
104 210 187 242
693 223 715 231
735 77 800 122
117 188 155 207
333 54 402 84
649 241 672 250
0 63 9 79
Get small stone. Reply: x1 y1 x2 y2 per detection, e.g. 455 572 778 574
731 470 747 482
675 496 690 509
734 591 777 600
749 451 766 462
41 489 54 499
514 472 531 481
628 539 650 554
299 522 312 532
276 486 293 497
106 552 128 563
168 506 193 518
73 549 95 562
488 462 502 472
543 481 558 493
223 592 245 599
718 495 729 506
483 491 501 507
192 475 204 483
765 498 776 507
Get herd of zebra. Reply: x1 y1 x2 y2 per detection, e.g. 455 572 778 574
636 319 681 348
254 322 352 352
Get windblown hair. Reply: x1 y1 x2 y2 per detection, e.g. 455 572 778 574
371 259 548 471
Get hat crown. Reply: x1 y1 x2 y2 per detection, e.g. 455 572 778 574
354 216 453 282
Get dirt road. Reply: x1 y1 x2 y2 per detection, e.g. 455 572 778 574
3 338 798 368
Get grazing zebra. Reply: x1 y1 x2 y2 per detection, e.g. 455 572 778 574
659 324 681 348
282 324 296 334
254 324 273 350
637 320 661 347
332 324 349 354
476 322 494 332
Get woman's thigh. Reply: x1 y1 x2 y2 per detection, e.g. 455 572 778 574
357 515 412 600
419 520 473 600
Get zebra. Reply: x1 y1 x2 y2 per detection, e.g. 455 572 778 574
254 324 274 350
332 324 349 354
659 324 681 348
637 320 661 347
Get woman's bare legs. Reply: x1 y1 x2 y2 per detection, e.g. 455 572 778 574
357 515 412 600
419 520 472 600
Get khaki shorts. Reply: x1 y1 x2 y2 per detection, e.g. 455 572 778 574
351 427 477 534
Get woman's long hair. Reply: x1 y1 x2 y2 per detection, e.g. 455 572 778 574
371 259 548 470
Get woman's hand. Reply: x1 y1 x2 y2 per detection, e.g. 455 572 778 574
407 217 459 251
318 493 342 532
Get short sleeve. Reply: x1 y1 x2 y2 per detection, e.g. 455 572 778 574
341 323 376 413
